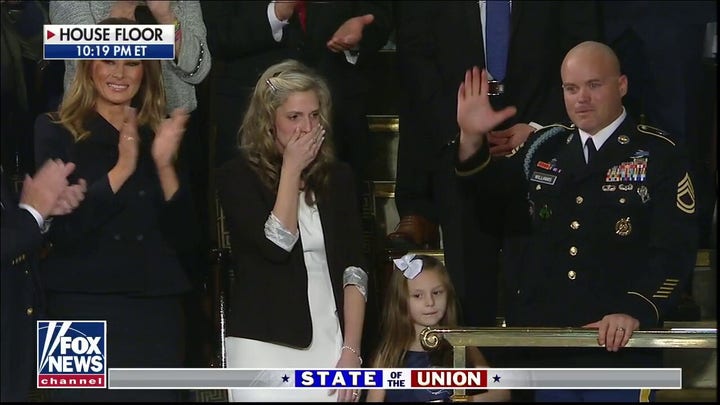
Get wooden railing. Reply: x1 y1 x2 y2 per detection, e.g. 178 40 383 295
419 325 717 401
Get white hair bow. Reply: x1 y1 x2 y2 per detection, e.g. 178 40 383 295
393 253 423 280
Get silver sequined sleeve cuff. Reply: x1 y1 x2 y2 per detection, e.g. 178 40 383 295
343 266 368 302
264 212 298 252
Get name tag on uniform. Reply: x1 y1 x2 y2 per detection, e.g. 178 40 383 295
531 171 557 186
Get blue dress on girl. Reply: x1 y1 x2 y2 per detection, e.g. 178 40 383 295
384 351 452 402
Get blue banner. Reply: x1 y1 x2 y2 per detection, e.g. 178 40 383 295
44 44 174 60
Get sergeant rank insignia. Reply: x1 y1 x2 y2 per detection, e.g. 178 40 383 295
676 173 695 214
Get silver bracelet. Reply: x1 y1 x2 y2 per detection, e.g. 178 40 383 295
342 345 362 365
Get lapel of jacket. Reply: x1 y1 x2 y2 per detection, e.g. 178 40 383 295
461 2 485 65
552 128 584 184
84 112 123 148
510 0 522 42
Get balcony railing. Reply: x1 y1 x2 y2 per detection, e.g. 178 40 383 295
419 325 717 401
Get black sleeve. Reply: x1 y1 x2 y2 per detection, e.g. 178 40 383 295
33 114 124 248
201 1 283 60
216 159 294 265
1 205 43 266
355 1 393 56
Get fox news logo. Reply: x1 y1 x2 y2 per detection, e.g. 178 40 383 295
37 321 106 388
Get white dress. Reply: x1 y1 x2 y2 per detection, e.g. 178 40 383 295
226 192 343 402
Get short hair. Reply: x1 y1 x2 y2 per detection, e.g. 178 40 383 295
239 59 335 202
55 17 165 141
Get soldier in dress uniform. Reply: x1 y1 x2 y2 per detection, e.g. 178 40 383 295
453 41 698 402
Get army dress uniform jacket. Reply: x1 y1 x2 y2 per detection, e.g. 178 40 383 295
456 117 698 331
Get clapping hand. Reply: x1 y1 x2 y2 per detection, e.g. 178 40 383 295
49 178 87 216
109 1 138 20
20 159 75 219
152 108 189 169
145 0 175 24
273 1 297 21
327 14 374 53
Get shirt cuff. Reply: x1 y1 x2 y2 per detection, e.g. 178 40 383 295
528 121 544 131
268 1 289 42
18 203 44 229
343 266 368 302
264 212 299 252
344 49 360 65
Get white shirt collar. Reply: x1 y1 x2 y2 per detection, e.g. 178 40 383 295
578 107 627 151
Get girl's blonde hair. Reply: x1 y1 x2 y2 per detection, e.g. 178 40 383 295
371 255 459 369
54 17 166 141
239 59 335 204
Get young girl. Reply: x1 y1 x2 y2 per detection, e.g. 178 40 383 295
367 254 509 402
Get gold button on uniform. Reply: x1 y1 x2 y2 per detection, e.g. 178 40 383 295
26 307 34 316
567 270 577 280
575 196 584 204
570 221 580 230
619 198 626 204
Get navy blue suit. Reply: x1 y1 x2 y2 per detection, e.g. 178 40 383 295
1 171 44 401
33 112 198 401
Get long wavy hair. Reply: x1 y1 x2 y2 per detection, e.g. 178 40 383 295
239 59 335 204
54 17 165 141
371 255 459 369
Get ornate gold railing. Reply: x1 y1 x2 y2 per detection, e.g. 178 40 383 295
420 325 717 401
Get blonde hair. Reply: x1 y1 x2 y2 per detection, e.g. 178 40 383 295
239 59 335 204
371 255 459 368
54 17 165 141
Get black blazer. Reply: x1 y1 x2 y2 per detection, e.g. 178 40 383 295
216 155 367 348
397 0 601 151
33 112 196 295
1 172 43 401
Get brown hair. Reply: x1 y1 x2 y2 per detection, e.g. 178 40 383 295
371 255 459 368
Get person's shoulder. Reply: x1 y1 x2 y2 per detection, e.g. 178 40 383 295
526 122 575 152
533 122 575 137
218 154 253 179
34 111 59 127
33 112 66 138
331 159 354 176
328 160 358 185
633 124 677 147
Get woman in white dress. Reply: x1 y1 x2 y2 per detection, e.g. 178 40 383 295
217 59 368 402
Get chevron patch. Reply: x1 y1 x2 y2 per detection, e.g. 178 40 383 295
676 173 695 214
653 278 679 299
